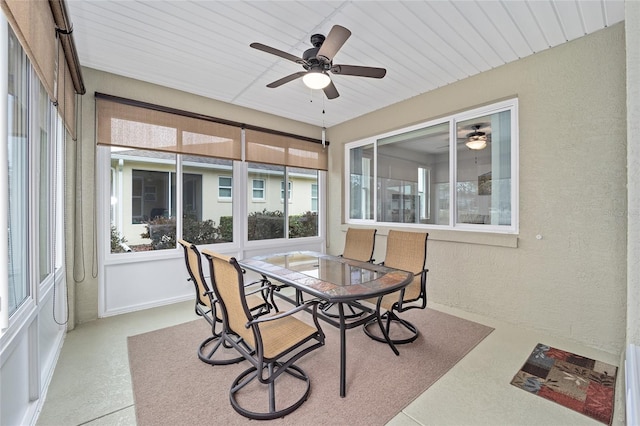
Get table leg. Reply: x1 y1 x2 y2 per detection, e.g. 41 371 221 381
339 303 346 398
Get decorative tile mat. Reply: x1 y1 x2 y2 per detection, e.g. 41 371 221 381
510 343 617 424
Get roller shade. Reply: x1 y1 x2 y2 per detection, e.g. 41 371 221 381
246 129 328 171
1 0 85 139
96 97 242 160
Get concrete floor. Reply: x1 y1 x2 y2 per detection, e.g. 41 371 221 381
36 300 625 426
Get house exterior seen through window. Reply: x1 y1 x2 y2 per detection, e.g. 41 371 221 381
345 99 518 233
109 154 320 252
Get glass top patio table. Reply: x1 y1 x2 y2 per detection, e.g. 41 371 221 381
239 251 413 398
240 251 413 303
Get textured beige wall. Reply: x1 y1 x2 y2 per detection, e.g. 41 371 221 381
327 24 627 354
67 68 321 325
627 1 640 347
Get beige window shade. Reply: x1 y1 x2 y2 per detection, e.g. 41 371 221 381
96 97 242 160
2 0 57 100
246 129 328 171
57 43 76 138
2 0 84 139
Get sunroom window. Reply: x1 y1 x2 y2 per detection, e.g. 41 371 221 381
345 99 518 233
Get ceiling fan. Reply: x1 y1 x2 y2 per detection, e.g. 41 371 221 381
250 25 386 100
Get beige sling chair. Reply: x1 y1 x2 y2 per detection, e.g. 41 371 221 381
363 230 429 355
178 239 272 365
202 249 325 420
320 227 377 318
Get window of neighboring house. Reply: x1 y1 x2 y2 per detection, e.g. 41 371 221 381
280 180 292 201
218 175 232 200
311 183 318 213
345 99 518 233
252 179 265 200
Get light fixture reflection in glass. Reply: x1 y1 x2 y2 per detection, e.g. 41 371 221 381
465 125 488 150
465 136 487 150
303 71 331 89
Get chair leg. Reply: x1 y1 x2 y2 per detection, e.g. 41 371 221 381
198 333 246 366
363 310 420 350
229 362 311 420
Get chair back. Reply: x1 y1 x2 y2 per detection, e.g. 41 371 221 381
342 228 377 262
383 230 428 302
383 230 428 274
203 250 255 347
178 239 212 310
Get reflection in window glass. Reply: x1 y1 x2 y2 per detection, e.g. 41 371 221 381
349 144 374 220
377 122 449 224
8 29 29 314
289 167 318 239
39 81 52 281
311 184 318 213
456 111 511 226
247 163 285 240
345 99 517 232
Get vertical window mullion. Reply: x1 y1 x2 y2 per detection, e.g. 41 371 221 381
450 119 457 228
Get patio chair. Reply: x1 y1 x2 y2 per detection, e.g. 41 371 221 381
321 227 377 318
341 227 377 263
178 239 271 365
363 230 429 356
202 249 325 420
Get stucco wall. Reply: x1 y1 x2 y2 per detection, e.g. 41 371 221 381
68 68 321 325
327 24 627 354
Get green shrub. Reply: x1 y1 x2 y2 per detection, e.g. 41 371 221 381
141 216 223 250
289 211 318 238
110 226 129 253
219 216 233 242
247 209 284 240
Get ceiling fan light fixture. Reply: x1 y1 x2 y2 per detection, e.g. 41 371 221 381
302 71 331 89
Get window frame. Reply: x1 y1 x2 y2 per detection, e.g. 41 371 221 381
344 98 519 234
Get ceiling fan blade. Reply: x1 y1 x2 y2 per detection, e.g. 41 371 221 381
331 64 386 78
250 42 306 65
323 80 339 99
317 25 351 62
266 72 307 88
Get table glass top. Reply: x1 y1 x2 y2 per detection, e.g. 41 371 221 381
241 251 413 302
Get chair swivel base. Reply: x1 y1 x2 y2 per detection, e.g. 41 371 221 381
198 336 245 366
230 363 311 420
363 313 420 346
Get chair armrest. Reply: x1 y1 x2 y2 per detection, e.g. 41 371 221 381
244 276 271 288
244 285 271 297
245 300 320 327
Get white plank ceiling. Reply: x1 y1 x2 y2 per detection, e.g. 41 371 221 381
66 0 625 128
